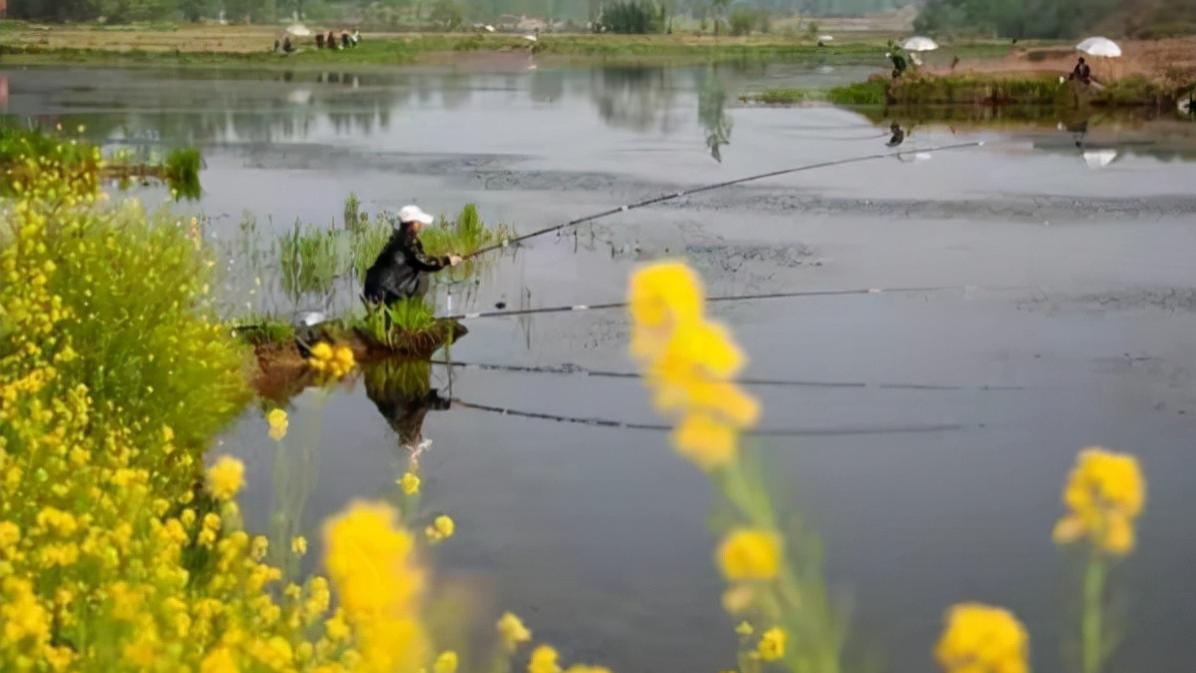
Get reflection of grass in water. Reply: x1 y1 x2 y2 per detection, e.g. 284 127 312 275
364 358 432 400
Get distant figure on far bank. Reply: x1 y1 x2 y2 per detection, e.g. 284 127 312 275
1070 57 1092 85
364 205 462 307
886 122 905 147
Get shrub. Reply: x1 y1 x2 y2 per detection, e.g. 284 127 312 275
599 0 666 34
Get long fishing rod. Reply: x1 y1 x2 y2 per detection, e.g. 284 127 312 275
451 398 978 437
442 283 1012 321
431 358 1026 392
465 140 986 259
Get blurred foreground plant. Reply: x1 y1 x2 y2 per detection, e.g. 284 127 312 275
627 260 845 673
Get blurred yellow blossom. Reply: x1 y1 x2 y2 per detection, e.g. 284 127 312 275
308 342 356 380
206 455 245 501
399 472 421 496
755 627 786 661
497 611 533 648
433 651 459 673
935 603 1028 673
735 621 754 636
718 529 782 581
673 413 737 471
528 645 561 673
1052 447 1145 556
425 515 456 543
267 408 288 441
291 535 308 556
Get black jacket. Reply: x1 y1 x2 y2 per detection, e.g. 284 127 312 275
363 230 449 304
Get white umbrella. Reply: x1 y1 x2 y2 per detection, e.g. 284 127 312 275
1083 149 1118 169
485 24 496 32
285 23 312 37
818 34 834 42
902 36 939 52
523 34 538 43
1076 36 1121 58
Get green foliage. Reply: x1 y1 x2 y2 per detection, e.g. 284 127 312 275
356 298 437 348
343 192 363 232
47 201 252 455
420 202 508 259
163 146 202 200
827 79 888 105
914 0 1118 39
430 0 466 30
232 315 297 347
599 0 666 34
751 87 814 104
728 6 764 36
278 222 351 296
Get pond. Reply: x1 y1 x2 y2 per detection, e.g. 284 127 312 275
5 60 1196 672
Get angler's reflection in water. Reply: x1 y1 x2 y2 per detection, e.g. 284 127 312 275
698 67 733 162
364 359 452 460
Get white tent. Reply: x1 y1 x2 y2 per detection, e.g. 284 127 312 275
285 23 313 37
1076 36 1121 58
902 36 939 52
818 35 834 42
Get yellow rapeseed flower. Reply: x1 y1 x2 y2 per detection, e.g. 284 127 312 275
528 646 562 673
673 413 737 471
934 603 1028 673
206 455 245 501
755 627 786 661
717 529 782 581
1052 447 1146 556
291 535 308 556
425 515 456 543
627 261 704 330
267 408 288 441
433 651 459 673
497 611 532 648
399 472 421 496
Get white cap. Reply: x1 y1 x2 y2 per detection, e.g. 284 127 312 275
398 205 435 226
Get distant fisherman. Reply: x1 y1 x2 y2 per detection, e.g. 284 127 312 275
364 205 462 306
1070 57 1092 85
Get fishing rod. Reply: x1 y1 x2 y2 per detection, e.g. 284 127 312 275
442 283 1014 321
430 358 1026 392
451 398 978 437
465 140 986 259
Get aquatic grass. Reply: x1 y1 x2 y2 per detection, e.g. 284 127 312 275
355 297 439 349
162 146 202 199
278 222 352 297
232 314 297 347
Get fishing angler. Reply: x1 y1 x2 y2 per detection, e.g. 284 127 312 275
363 204 462 307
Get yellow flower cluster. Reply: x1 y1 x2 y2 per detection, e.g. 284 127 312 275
525 644 612 673
207 455 246 501
755 627 787 661
425 515 456 543
626 262 760 470
498 611 533 649
324 501 429 673
717 529 782 581
268 408 289 441
309 342 357 381
399 471 422 496
1052 447 1146 556
935 603 1029 673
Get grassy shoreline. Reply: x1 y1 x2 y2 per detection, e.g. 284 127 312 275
0 23 1015 67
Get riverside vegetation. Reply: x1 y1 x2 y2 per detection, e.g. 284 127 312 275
0 128 1152 673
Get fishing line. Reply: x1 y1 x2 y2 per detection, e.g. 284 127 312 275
442 283 1014 321
465 140 986 259
452 398 977 436
430 359 1026 392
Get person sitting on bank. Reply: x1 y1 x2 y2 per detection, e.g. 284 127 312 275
890 50 908 79
1070 57 1092 85
341 32 352 49
282 36 295 53
364 205 461 306
351 29 362 46
315 32 326 49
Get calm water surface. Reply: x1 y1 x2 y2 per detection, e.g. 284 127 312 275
5 61 1196 672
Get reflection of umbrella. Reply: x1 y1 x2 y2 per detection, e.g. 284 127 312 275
287 88 313 105
1076 37 1121 58
1083 149 1118 169
285 24 312 37
902 36 939 52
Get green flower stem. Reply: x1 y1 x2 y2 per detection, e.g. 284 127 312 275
1082 552 1107 673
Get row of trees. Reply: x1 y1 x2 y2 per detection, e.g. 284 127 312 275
914 0 1196 39
7 0 280 22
